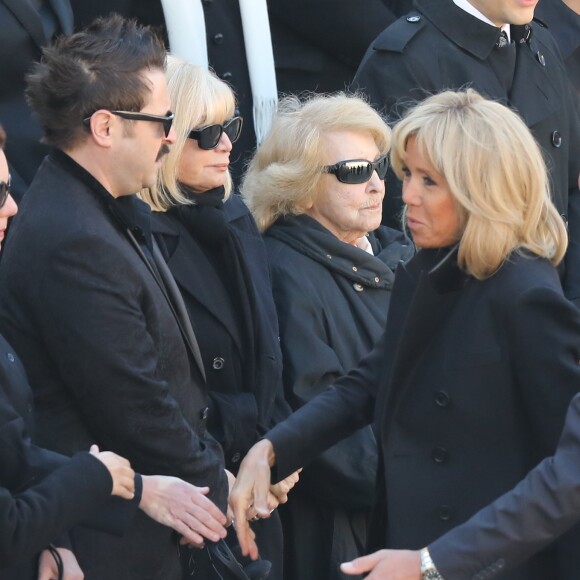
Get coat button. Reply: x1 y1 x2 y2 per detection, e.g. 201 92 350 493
407 15 421 22
353 283 364 292
200 407 209 421
221 71 233 81
551 131 562 148
438 505 455 521
432 446 449 464
434 390 451 408
326 254 332 259
212 33 224 45
352 266 358 272
561 214 568 228
212 357 225 370
535 51 546 66
374 276 380 283
6 352 15 362
231 452 241 463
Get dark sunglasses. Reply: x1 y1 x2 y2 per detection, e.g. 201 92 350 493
83 110 175 137
188 116 243 149
0 175 11 208
324 154 389 184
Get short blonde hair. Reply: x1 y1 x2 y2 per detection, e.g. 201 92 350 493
390 89 567 279
139 55 236 211
242 93 391 232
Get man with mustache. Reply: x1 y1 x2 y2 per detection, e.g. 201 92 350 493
0 14 229 579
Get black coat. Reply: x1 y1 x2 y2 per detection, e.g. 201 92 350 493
0 0 73 199
0 151 227 580
267 248 580 580
353 0 580 304
151 194 289 472
264 215 413 580
0 332 142 580
151 194 289 578
430 391 580 579
267 0 413 94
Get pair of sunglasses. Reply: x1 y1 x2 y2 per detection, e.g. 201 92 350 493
0 175 11 208
83 110 175 137
324 154 389 184
188 116 243 149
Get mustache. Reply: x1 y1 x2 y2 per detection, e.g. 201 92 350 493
156 144 170 162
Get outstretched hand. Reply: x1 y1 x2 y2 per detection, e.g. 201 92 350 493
90 445 135 500
341 549 422 579
140 475 228 548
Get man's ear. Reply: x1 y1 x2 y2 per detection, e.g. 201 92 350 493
86 110 115 148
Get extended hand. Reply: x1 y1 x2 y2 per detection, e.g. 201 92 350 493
38 547 84 580
341 549 422 579
140 475 228 547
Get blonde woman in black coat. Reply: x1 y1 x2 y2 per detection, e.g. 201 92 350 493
231 90 580 580
139 56 295 579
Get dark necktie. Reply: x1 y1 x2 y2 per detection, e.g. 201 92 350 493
491 30 517 94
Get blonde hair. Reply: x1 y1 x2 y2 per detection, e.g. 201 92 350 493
139 55 236 211
241 93 391 232
390 89 567 279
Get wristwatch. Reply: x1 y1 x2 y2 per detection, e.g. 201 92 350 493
420 547 445 580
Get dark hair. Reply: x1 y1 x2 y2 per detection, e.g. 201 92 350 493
25 14 166 150
0 124 5 149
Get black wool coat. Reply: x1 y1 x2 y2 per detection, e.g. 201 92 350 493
353 0 580 304
0 0 73 199
430 391 580 579
0 333 140 580
264 214 413 580
0 151 227 580
151 194 290 472
267 248 580 580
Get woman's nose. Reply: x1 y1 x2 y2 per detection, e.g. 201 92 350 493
367 168 385 194
216 131 233 152
402 179 420 205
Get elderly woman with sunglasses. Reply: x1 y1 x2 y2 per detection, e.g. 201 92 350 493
139 56 292 579
241 93 412 580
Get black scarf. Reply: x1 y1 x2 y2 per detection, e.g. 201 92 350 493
171 185 258 394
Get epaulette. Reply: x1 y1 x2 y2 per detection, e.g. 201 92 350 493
372 12 426 53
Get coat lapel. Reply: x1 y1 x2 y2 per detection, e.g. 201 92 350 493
2 0 46 48
125 229 207 381
160 222 245 355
